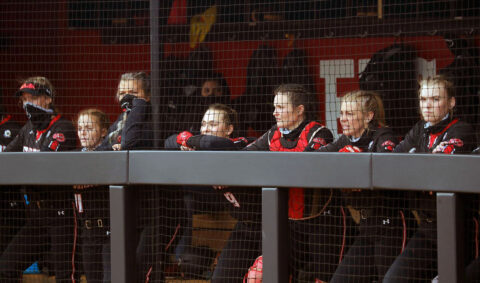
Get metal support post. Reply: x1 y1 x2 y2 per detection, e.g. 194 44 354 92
437 192 464 283
110 185 137 283
262 187 290 283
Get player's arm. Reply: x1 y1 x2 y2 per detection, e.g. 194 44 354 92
243 128 273 151
121 98 151 150
4 126 25 152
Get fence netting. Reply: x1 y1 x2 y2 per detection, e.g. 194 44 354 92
1 0 480 282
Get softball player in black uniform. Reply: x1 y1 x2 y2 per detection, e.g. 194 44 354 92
95 72 152 151
245 84 345 283
166 103 260 282
0 76 79 282
0 107 23 255
90 72 158 282
316 90 408 283
74 108 110 283
384 75 476 282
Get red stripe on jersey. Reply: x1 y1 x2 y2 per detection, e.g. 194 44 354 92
36 114 62 141
0 115 11 126
288 188 305 219
427 118 459 149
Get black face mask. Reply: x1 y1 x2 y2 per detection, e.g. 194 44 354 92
120 94 136 112
23 102 54 131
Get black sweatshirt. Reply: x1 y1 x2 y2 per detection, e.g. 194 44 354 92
96 98 152 151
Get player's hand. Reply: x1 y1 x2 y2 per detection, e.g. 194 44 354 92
180 145 194 151
176 131 193 147
246 256 263 283
112 144 122 151
433 139 464 154
338 145 362 153
213 185 228 190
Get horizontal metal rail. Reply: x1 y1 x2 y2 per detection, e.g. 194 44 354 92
0 151 478 192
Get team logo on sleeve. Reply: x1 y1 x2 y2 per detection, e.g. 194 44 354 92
381 140 396 152
339 145 362 152
53 133 65 142
311 137 327 150
49 140 60 151
440 138 464 154
446 138 464 147
3 130 11 138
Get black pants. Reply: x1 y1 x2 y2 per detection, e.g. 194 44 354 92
175 187 225 261
0 200 79 283
330 209 407 283
383 221 437 283
211 221 262 283
81 227 111 283
0 186 25 254
136 186 183 283
466 257 480 283
289 204 354 283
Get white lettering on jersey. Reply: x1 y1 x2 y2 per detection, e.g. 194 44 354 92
23 146 40 152
224 192 240 208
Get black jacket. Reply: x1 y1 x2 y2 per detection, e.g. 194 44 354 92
394 116 475 221
316 126 397 153
96 98 152 151
5 114 77 152
316 126 401 213
394 116 475 154
0 115 21 151
165 134 253 150
5 114 77 204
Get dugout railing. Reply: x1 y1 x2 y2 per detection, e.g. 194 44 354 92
0 152 478 283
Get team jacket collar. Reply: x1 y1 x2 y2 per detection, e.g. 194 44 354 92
423 115 457 135
36 114 61 141
347 125 378 149
282 120 309 140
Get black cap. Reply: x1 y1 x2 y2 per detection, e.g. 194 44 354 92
15 82 53 97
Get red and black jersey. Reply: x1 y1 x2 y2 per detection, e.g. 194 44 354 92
5 114 77 152
0 115 21 152
4 114 77 205
316 126 397 153
244 120 333 152
394 116 475 154
245 120 334 219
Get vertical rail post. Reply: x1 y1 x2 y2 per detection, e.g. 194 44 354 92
149 0 161 149
437 192 464 283
262 187 290 283
110 185 137 283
